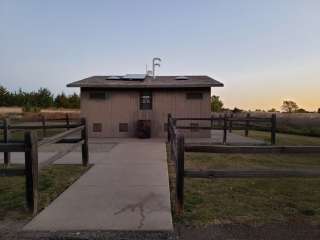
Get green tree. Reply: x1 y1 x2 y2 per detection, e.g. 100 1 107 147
0 85 10 106
211 95 223 112
232 107 243 113
268 108 277 112
54 92 69 108
67 93 80 108
36 88 54 108
295 108 308 113
281 100 299 113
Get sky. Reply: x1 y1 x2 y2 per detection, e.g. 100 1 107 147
0 0 319 111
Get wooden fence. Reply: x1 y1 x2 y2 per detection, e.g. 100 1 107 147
0 116 84 167
167 114 320 215
0 113 79 138
174 113 277 145
0 118 88 214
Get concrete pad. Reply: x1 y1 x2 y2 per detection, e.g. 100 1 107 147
0 152 58 165
23 185 172 231
74 164 169 187
54 152 111 165
186 130 266 145
104 142 166 163
39 142 116 153
23 141 173 232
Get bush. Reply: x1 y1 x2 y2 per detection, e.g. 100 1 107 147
22 104 41 113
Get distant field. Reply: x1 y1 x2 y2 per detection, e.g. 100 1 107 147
41 108 80 114
0 107 79 114
236 130 320 145
0 107 22 114
0 107 80 122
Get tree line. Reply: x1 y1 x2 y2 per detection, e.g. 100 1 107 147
211 95 319 113
0 85 80 111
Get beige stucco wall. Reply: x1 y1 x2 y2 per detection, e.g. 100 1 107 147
80 88 211 138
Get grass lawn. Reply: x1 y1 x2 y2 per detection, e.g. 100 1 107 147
0 129 64 142
167 138 320 225
235 130 320 145
0 164 89 220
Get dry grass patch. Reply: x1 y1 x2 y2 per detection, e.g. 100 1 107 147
0 164 90 220
236 130 320 145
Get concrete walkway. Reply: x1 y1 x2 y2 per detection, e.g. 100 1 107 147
23 140 173 234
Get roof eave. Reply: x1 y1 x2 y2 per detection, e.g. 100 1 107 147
67 84 223 88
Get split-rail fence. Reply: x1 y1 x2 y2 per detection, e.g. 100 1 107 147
0 117 88 215
167 113 320 215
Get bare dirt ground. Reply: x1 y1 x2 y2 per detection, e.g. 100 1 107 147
0 219 28 240
175 223 320 240
2 222 319 240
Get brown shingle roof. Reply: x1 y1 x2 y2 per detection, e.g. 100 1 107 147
67 75 223 89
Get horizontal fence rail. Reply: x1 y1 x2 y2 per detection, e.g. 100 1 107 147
174 117 271 121
0 143 26 152
38 125 84 147
0 123 81 130
184 170 320 178
185 145 320 154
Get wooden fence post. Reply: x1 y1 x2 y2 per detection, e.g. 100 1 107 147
173 117 176 127
229 113 233 133
24 131 38 215
4 118 10 167
66 113 70 130
167 113 171 143
176 133 185 215
271 114 276 145
223 114 227 144
81 118 89 166
210 114 214 129
41 115 46 138
245 113 250 137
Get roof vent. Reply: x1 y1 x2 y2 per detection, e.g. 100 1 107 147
106 76 121 80
175 76 189 80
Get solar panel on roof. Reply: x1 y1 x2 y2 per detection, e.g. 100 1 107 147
106 76 121 80
122 74 146 80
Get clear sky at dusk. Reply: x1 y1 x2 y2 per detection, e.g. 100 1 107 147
1 0 319 111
